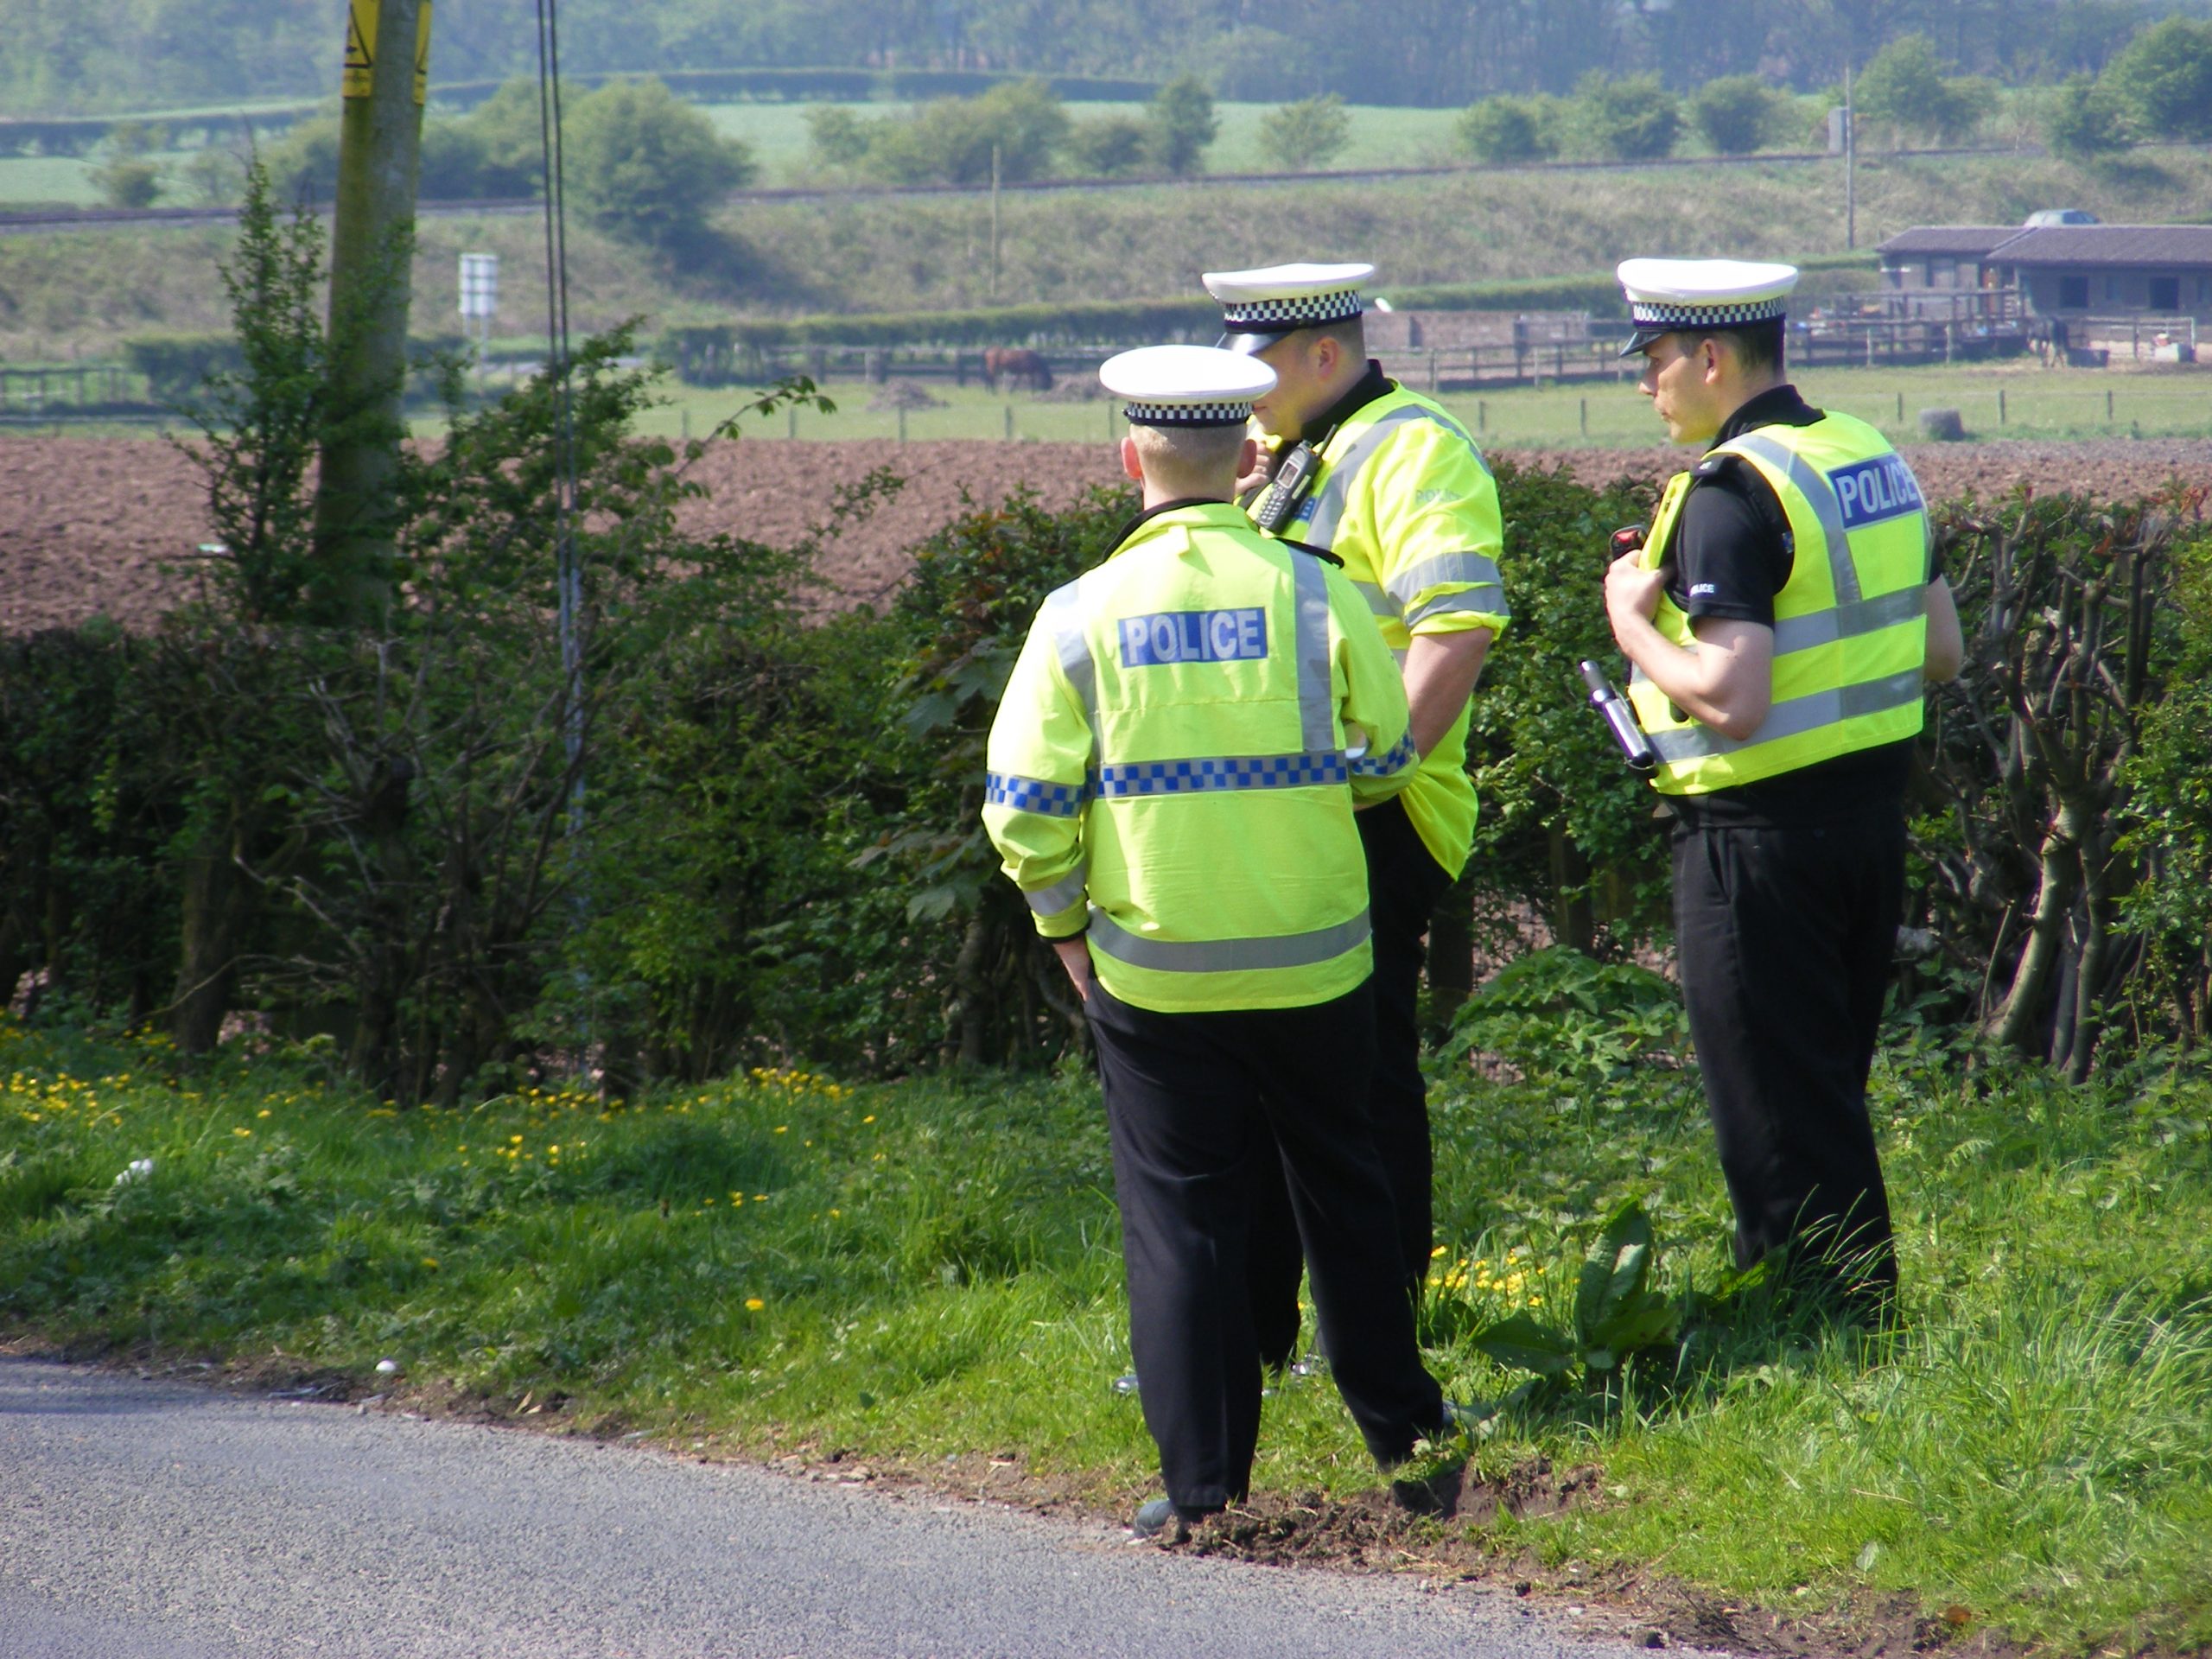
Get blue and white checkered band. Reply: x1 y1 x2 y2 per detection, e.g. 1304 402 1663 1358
1628 296 1788 329
1218 289 1364 330
1122 399 1252 427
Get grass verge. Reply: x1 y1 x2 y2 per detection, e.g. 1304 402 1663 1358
2 1009 2209 1652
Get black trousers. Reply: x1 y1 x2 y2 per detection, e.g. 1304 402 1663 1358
1670 800 1904 1309
1087 978 1446 1516
1248 798 1454 1366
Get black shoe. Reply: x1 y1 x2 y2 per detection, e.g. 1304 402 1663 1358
1131 1497 1187 1541
1131 1497 1223 1541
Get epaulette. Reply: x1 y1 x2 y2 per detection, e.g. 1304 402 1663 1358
1690 454 1732 480
1277 538 1343 568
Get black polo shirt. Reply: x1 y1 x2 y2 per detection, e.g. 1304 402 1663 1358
1662 385 1929 826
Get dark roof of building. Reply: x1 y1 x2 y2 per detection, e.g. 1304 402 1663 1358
1993 225 2212 268
1877 226 2022 258
1880 222 2212 268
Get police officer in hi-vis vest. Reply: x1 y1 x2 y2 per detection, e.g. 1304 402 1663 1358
1603 259 1964 1315
982 346 1453 1541
1201 262 1510 1363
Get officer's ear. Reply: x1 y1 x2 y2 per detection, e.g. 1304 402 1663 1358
1120 432 1144 484
1236 434 1260 480
1695 334 1727 385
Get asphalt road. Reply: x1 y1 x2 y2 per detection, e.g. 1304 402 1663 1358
0 1356 1655 1659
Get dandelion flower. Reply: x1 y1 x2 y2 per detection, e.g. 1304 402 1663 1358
745 1298 765 1312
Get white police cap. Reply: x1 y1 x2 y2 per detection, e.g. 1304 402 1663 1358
1098 344 1277 427
1201 262 1376 353
1616 257 1799 358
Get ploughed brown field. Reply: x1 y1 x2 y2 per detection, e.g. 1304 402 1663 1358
3 435 2208 637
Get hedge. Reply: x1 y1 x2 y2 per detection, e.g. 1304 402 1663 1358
124 331 467 403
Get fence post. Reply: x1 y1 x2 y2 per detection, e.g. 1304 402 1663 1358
787 404 798 439
1579 397 1587 437
1477 398 1487 435
2107 387 2114 422
1998 388 2006 427
898 406 907 444
1895 391 1903 423
1003 404 1014 441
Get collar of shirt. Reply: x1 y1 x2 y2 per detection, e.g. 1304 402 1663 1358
1106 495 1247 556
1297 359 1395 446
1708 382 1823 449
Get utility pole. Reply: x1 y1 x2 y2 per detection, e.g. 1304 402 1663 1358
314 0 431 621
1843 54 1857 253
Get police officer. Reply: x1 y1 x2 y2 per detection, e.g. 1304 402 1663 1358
982 345 1453 1540
1202 262 1510 1356
1602 259 1964 1315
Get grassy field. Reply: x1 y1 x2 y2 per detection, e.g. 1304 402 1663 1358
593 363 2212 449
3 1001 2209 1650
8 144 2212 361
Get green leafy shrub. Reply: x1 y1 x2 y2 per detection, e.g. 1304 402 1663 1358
1688 74 1779 155
1573 73 1680 161
1456 95 1556 163
2102 16 2212 143
2043 73 2132 160
1141 75 1217 176
1259 92 1351 171
1468 1200 1681 1401
1065 114 1147 177
563 77 756 248
1440 947 1687 1088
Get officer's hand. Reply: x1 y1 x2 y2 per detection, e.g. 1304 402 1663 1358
1234 459 1272 499
1604 550 1668 634
1051 936 1093 1004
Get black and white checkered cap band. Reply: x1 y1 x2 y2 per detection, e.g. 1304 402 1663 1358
1217 289 1365 330
1628 296 1787 328
1122 398 1252 427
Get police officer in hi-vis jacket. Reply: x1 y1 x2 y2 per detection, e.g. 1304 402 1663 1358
982 345 1454 1541
1603 258 1964 1316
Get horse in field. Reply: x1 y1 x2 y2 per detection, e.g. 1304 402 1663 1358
981 346 1054 393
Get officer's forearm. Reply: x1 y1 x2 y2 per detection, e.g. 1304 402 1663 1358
1402 629 1491 756
1612 613 1773 741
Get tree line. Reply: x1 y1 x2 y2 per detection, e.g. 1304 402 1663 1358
4 0 2203 118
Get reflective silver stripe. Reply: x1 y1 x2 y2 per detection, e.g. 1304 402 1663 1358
1022 869 1089 917
1721 433 1862 607
1384 551 1505 611
1305 404 1488 548
1039 576 1097 762
1771 585 1928 655
1404 588 1509 629
1290 549 1336 754
1351 579 1398 619
1643 669 1924 762
1087 907 1370 974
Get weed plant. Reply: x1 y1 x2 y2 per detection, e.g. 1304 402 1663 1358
3 1006 2209 1649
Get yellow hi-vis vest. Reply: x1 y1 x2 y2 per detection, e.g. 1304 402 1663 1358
982 500 1421 1014
1252 384 1508 878
1626 411 1933 795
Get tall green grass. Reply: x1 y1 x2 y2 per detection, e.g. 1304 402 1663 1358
3 1009 2208 1649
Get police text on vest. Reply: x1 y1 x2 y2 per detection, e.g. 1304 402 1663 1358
1118 609 1269 667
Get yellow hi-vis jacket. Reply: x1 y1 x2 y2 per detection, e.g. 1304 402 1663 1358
982 499 1421 1014
1626 410 1933 795
1252 383 1508 879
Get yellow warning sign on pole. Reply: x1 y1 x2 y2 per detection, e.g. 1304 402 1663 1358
340 0 431 103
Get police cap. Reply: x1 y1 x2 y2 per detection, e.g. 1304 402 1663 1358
1098 344 1276 427
1616 257 1798 358
1201 262 1375 354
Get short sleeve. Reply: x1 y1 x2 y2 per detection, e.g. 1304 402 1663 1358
1670 463 1792 627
